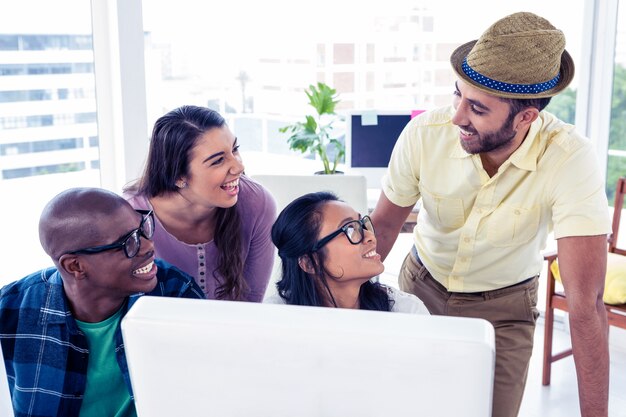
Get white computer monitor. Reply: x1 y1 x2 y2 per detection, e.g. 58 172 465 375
346 110 418 189
251 174 368 215
122 297 495 417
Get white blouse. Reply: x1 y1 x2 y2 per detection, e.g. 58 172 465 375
264 285 430 315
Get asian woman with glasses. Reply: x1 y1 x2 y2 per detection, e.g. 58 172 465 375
265 191 428 313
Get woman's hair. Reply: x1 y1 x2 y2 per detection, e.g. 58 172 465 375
131 105 245 300
271 191 392 311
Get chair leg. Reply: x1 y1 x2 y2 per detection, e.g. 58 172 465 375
542 304 554 385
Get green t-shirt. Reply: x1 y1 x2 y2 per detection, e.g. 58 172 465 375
76 308 136 417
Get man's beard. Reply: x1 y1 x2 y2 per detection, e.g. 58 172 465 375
459 113 517 154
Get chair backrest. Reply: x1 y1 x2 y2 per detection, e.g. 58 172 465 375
252 174 368 298
252 174 368 215
609 177 626 256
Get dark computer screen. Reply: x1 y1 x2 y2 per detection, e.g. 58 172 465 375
349 113 412 168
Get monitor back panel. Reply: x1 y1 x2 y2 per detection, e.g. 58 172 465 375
122 297 494 417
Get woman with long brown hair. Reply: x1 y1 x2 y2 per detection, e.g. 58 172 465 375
125 105 276 301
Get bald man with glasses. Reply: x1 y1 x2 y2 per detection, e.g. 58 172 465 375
0 187 204 417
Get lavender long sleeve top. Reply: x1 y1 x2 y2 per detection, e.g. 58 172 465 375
125 175 277 301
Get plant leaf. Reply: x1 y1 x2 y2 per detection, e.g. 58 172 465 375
303 115 317 133
306 82 339 116
287 131 319 154
277 82 342 171
329 138 345 155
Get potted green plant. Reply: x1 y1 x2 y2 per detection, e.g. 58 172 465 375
279 82 345 174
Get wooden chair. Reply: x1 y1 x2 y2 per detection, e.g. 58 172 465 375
542 177 626 385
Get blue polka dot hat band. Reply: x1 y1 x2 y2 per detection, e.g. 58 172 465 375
462 58 561 95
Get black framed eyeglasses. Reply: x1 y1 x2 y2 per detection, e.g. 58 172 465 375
63 209 155 259
312 215 375 252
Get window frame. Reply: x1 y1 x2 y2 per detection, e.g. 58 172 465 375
575 0 620 180
91 0 148 192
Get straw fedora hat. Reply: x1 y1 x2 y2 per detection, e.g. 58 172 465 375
450 12 574 99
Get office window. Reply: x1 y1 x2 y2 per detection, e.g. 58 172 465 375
423 16 434 32
316 44 325 66
0 138 82 155
3 162 86 180
334 72 355 94
0 0 100 283
142 0 585 163
366 72 376 90
0 63 94 75
366 43 375 64
435 43 458 61
333 44 355 65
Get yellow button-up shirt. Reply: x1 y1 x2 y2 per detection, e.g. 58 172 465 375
383 106 611 292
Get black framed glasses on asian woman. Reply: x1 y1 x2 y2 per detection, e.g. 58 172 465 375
63 209 155 259
312 215 375 252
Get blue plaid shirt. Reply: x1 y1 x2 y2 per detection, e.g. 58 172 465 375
0 259 204 417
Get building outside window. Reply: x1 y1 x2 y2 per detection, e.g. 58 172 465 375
0 0 100 281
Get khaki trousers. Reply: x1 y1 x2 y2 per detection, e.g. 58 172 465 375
398 249 539 417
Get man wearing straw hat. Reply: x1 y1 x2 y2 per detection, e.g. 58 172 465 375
371 12 610 417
